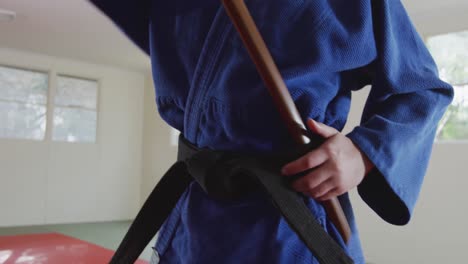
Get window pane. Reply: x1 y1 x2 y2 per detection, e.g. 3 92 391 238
436 85 468 140
0 101 46 140
56 76 97 109
0 65 48 104
53 75 98 143
427 31 468 141
0 66 48 140
427 31 468 85
52 107 97 143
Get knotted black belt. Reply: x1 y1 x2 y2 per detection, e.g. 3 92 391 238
110 136 354 264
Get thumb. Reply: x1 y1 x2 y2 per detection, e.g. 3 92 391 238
307 119 339 138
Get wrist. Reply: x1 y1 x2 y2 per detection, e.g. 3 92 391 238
348 136 375 176
362 154 375 175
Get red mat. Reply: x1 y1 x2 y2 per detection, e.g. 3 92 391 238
0 233 148 264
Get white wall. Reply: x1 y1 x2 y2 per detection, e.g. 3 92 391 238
344 88 468 264
0 48 145 226
141 74 177 203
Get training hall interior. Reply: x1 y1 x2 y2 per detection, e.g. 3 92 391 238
0 0 467 263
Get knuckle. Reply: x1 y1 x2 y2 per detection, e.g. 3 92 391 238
336 182 347 193
323 144 333 154
295 178 305 187
306 181 315 191
313 190 321 198
317 185 327 194
335 164 345 175
329 166 342 179
335 187 344 194
325 145 338 158
337 188 346 195
330 162 340 172
330 177 340 186
305 157 315 168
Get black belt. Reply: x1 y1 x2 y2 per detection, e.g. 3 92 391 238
110 136 354 264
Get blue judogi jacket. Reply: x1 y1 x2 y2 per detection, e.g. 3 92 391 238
90 0 453 263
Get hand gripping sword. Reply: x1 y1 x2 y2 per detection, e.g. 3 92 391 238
221 0 352 243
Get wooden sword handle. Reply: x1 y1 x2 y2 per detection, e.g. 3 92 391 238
221 0 352 243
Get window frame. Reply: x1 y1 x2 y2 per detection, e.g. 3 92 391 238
0 63 100 143
434 81 468 143
51 73 100 144
0 64 50 141
425 31 468 143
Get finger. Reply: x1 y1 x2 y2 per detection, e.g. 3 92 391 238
309 178 336 199
307 119 339 138
303 190 316 199
291 163 332 192
281 148 328 176
304 187 336 200
316 188 341 201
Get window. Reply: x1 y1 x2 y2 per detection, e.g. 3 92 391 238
427 30 468 141
53 76 98 143
0 65 98 142
0 66 48 140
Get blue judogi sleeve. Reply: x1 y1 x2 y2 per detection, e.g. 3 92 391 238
88 0 219 55
346 1 454 225
89 0 150 54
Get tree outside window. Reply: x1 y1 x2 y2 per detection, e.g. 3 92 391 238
53 75 98 143
0 66 48 140
0 66 98 142
427 30 468 141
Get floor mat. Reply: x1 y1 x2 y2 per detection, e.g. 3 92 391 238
0 233 148 264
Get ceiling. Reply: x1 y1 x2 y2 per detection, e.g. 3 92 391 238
0 0 467 73
0 0 150 73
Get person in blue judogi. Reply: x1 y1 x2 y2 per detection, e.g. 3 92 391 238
90 1 453 263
